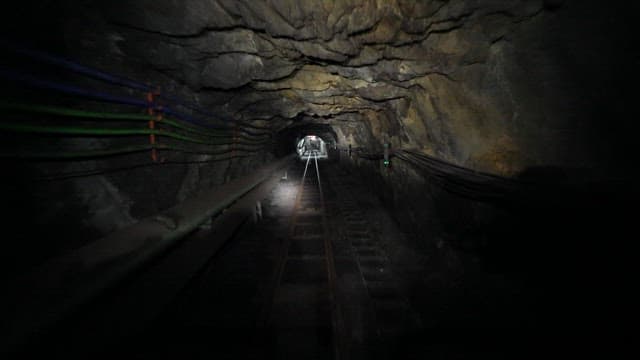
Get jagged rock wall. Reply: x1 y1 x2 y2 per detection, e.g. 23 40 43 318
1 0 635 278
66 0 635 179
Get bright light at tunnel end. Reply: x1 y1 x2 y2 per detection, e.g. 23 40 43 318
297 134 328 160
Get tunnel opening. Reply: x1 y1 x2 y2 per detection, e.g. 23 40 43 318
274 122 339 159
296 135 328 160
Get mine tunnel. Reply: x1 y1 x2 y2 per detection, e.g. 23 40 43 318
0 1 637 359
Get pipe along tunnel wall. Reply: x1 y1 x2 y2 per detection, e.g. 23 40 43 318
0 0 637 358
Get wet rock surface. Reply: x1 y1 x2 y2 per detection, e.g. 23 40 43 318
46 0 629 176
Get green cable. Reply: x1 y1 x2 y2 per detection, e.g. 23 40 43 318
0 101 224 135
0 101 271 140
1 144 153 159
31 154 257 181
0 143 266 160
0 122 270 146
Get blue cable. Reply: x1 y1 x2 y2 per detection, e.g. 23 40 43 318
12 47 153 93
0 44 274 133
0 67 236 131
3 43 219 119
0 68 149 107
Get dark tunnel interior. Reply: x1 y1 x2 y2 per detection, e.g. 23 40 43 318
0 1 638 359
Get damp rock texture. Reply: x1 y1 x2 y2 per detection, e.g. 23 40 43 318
1 0 635 272
56 0 635 178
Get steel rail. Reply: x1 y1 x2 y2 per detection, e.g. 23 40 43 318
315 153 347 360
257 154 313 329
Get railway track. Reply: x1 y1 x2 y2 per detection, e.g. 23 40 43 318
81 156 423 359
259 158 421 359
327 168 422 349
260 153 345 359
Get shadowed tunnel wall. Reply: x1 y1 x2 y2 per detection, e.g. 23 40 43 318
0 0 637 353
